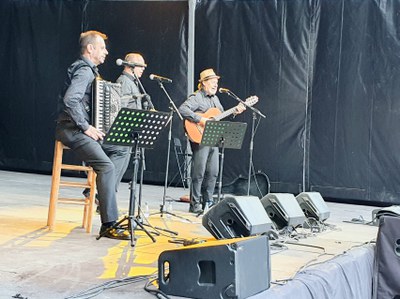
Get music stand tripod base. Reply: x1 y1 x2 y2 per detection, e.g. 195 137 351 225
96 108 171 246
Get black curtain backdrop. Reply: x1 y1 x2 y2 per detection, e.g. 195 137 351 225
1 0 400 205
195 1 312 194
0 0 188 185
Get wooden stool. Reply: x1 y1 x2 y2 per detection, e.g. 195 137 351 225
47 140 97 233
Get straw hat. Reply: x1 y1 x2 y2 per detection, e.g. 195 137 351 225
198 68 220 82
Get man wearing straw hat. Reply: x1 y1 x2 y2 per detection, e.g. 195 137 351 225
102 52 153 194
179 68 245 213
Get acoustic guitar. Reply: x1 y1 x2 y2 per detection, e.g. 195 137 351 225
184 96 258 143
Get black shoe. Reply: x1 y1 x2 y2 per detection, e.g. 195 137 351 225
82 188 91 198
83 189 100 214
189 205 203 214
100 226 130 240
83 188 99 201
105 228 131 240
203 201 215 210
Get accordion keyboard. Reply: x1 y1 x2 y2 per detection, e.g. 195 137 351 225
92 77 122 133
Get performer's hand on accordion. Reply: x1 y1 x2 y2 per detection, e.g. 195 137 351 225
84 125 105 141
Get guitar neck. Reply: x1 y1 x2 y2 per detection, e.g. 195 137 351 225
214 107 237 121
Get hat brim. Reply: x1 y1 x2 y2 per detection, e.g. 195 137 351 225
199 75 220 82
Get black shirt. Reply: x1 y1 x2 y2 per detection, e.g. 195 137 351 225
178 89 224 123
57 56 97 131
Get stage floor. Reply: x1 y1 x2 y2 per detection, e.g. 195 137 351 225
0 170 379 299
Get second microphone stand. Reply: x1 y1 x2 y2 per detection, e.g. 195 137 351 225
153 80 191 223
131 74 178 236
133 72 151 221
223 90 266 196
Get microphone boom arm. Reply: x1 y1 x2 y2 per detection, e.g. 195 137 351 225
155 81 183 121
225 90 266 118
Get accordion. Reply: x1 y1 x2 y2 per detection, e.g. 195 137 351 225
92 77 122 133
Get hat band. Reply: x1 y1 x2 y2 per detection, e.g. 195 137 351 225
200 75 219 82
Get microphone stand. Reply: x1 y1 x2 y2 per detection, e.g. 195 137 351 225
223 90 266 196
131 73 178 235
133 73 149 222
153 80 192 223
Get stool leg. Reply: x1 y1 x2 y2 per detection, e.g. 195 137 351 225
47 141 63 230
82 171 90 229
84 170 96 233
83 197 88 229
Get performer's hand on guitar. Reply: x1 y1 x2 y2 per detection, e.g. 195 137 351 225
235 96 258 115
199 117 209 127
84 125 105 141
235 103 247 115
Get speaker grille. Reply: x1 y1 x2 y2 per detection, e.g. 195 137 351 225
202 196 272 239
295 192 330 221
261 193 306 229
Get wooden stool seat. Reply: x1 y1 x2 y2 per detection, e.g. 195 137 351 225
47 140 97 233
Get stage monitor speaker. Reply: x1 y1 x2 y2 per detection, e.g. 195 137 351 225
158 235 270 299
295 192 330 222
202 195 273 239
373 216 400 299
261 193 306 229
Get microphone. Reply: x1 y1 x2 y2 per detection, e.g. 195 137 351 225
219 88 231 94
149 74 172 84
116 58 147 68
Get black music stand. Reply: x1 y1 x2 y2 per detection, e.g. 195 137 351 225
96 108 171 247
201 120 247 204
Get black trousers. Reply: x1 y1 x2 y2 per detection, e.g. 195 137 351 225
190 142 219 208
55 122 119 224
102 143 131 192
